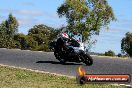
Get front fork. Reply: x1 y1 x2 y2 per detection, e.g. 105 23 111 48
78 51 86 62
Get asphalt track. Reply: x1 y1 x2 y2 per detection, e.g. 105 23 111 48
0 48 132 86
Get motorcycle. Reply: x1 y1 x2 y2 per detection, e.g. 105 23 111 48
49 37 93 66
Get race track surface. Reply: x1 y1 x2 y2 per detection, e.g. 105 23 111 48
0 48 132 86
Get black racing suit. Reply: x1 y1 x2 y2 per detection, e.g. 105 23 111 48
55 37 80 58
55 37 65 52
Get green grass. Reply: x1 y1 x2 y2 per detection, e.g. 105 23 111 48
0 66 125 88
98 55 130 59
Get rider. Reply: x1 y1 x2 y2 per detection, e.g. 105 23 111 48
55 32 69 52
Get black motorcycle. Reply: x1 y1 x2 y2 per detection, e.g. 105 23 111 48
49 37 93 66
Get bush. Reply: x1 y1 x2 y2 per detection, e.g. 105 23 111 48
36 45 50 52
105 50 115 56
117 53 122 57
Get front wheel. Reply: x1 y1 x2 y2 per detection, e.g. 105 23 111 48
83 54 93 66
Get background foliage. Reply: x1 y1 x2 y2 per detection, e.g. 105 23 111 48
57 0 115 42
0 14 59 51
104 50 115 56
121 32 132 57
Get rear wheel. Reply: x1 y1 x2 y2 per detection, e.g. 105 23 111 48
83 54 93 66
58 57 66 64
54 51 66 64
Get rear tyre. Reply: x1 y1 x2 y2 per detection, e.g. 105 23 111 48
54 51 66 64
83 54 93 66
58 58 66 64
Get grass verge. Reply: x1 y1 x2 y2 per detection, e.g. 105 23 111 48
0 66 125 88
96 55 130 59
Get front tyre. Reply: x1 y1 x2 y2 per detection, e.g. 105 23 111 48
83 54 93 66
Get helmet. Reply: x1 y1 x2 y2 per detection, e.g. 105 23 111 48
61 33 69 39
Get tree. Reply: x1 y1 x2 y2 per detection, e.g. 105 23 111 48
105 50 115 56
14 33 29 49
49 28 61 41
0 21 8 48
57 0 115 42
6 14 19 48
28 24 56 51
0 13 19 48
26 35 38 50
121 32 132 57
6 13 19 35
